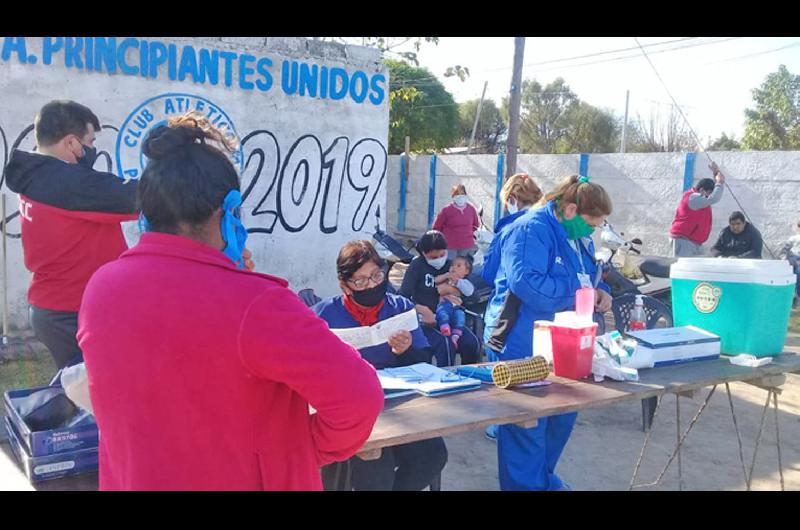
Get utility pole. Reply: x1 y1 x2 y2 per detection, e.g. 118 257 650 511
620 89 630 153
505 37 525 179
467 81 488 155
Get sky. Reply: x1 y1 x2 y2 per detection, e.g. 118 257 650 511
389 37 800 146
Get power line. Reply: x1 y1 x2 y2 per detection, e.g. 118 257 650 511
390 40 697 85
632 37 778 259
389 37 742 89
484 37 699 72
521 37 743 75
703 41 800 65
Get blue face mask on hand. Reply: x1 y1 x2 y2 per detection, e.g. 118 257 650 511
138 212 151 233
220 189 248 268
137 191 249 268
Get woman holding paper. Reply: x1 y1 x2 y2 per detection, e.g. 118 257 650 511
484 174 613 491
314 240 448 490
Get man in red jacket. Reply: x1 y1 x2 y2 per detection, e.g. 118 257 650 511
669 162 726 257
5 100 138 369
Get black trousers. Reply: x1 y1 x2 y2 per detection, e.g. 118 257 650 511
322 437 448 491
29 306 83 369
422 325 480 366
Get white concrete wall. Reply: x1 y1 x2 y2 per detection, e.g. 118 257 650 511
388 151 800 258
1 36 388 329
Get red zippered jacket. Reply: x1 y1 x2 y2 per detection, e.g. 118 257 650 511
78 233 384 490
5 150 138 311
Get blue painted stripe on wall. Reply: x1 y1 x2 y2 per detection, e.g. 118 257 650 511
579 153 589 177
683 152 696 191
495 153 506 224
428 155 437 228
398 154 407 231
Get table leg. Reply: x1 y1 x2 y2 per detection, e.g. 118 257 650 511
746 392 773 491
772 392 784 492
676 395 682 491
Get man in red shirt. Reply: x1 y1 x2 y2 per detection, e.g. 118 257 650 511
5 100 138 369
669 162 726 257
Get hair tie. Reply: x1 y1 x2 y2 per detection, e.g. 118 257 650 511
578 175 591 184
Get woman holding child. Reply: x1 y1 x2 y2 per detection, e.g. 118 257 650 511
400 231 481 367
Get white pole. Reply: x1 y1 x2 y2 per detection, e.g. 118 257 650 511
467 81 489 155
621 90 630 153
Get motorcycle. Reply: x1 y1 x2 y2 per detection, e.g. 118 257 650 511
596 221 674 306
462 206 494 340
472 205 494 269
371 206 416 280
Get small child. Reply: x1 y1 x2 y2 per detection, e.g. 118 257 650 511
784 220 800 259
436 256 475 350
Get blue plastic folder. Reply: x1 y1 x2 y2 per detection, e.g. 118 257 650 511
454 363 496 383
377 363 481 398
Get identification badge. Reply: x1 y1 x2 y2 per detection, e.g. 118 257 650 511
577 273 592 288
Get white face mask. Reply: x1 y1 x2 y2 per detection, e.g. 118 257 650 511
507 199 519 215
453 195 467 207
426 256 448 270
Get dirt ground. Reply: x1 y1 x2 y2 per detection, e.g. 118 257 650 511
391 261 800 491
440 334 800 491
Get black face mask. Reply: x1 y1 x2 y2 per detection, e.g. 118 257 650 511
350 280 388 307
78 145 98 168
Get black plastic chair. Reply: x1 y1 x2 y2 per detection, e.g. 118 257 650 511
610 294 673 432
297 287 442 491
611 294 673 332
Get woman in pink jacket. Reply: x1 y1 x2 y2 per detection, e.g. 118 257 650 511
432 184 480 260
77 113 384 491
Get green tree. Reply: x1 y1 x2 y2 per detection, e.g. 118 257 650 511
707 133 741 151
515 78 619 154
458 99 507 153
385 60 460 154
741 65 800 150
518 78 579 153
556 102 619 154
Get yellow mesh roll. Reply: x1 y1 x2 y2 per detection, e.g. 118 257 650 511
491 356 550 388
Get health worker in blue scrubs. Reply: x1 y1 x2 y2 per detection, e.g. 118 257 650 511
483 174 614 490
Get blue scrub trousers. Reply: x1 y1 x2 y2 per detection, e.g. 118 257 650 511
487 346 578 490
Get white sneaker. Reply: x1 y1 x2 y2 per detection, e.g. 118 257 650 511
484 424 497 441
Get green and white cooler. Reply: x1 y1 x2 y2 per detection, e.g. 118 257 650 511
670 258 797 356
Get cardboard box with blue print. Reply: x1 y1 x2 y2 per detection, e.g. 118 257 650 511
4 416 98 483
3 385 98 457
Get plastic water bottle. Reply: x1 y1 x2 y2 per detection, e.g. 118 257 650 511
628 295 646 331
